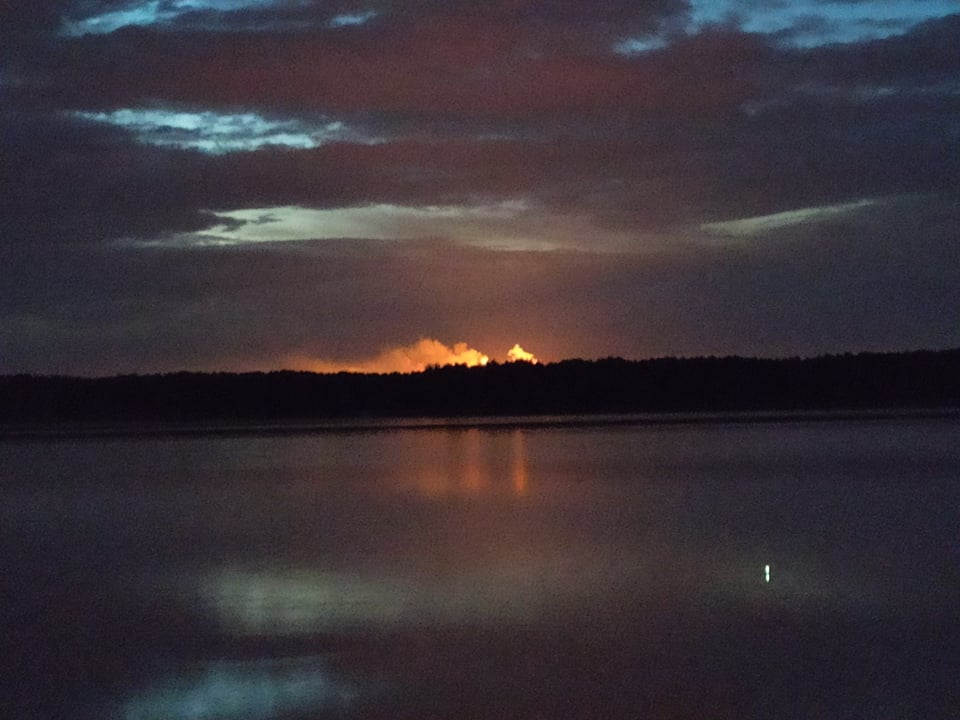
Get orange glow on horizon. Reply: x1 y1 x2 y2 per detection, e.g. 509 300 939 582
289 337 489 374
286 338 540 374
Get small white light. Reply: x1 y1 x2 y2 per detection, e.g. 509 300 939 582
764 564 771 583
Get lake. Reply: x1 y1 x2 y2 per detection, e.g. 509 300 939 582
2 415 958 719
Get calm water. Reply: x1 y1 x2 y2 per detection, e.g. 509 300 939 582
2 416 958 719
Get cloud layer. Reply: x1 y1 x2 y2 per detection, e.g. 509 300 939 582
2 1 958 374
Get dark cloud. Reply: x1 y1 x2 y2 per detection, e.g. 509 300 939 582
0 0 70 44
779 14 960 85
10 22 762 118
152 0 687 40
0 112 216 247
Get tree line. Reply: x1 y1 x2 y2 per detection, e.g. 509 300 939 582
1 349 958 426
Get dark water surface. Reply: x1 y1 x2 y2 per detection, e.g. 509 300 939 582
2 416 958 719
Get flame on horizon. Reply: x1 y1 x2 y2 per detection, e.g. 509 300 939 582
292 338 489 374
506 344 538 364
289 338 543 374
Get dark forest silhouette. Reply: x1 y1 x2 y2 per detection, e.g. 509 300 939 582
2 349 959 428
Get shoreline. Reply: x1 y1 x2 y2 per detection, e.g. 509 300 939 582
4 407 958 441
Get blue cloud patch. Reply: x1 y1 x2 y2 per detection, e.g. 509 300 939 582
70 107 375 153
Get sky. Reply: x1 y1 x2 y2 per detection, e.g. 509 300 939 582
2 0 958 375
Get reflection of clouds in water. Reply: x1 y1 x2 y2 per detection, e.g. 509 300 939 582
200 569 418 634
196 550 914 644
194 554 624 637
122 656 355 720
199 568 544 635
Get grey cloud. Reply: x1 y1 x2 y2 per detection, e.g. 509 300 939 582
4 199 958 374
777 14 960 86
0 112 218 248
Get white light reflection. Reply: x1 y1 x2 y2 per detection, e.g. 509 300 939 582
196 558 606 638
122 657 356 720
201 569 416 635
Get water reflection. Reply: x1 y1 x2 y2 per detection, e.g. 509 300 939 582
461 428 485 493
122 657 355 720
512 430 528 495
195 556 608 637
200 569 418 634
408 428 529 498
2 418 958 719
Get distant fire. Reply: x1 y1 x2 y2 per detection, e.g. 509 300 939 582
506 344 538 364
291 338 489 374
289 338 540 374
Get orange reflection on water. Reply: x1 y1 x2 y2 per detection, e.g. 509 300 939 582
415 466 450 498
461 428 486 494
409 428 529 498
512 430 528 496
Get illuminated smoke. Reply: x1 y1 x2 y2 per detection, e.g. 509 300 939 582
293 338 490 374
506 344 538 364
